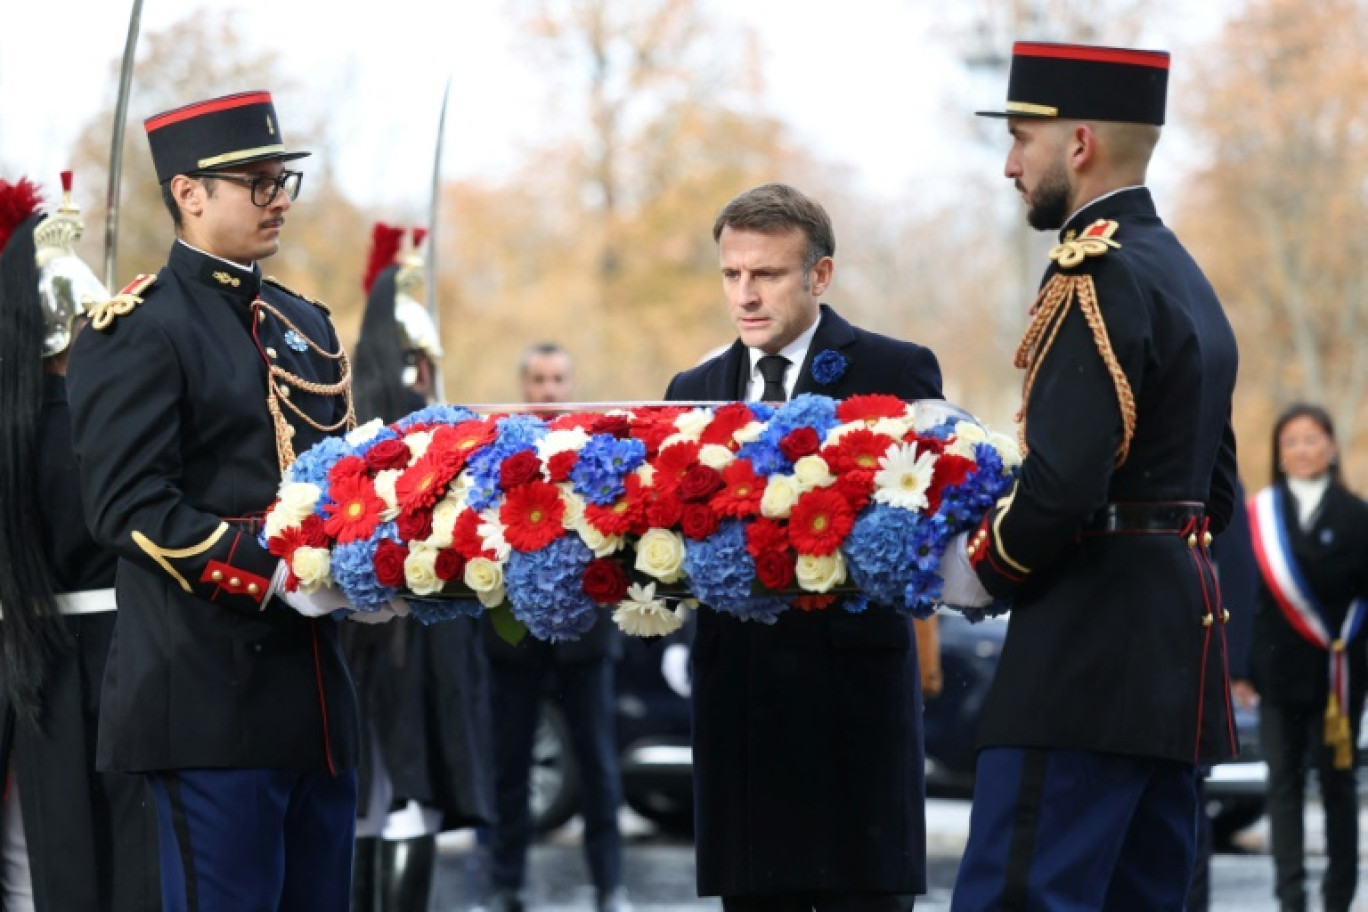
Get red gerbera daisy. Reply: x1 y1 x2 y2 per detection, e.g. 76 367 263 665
700 402 757 448
299 513 329 548
266 523 310 560
328 455 369 486
645 490 684 529
586 473 649 537
452 508 494 560
396 451 455 517
711 460 764 519
793 594 838 612
630 408 688 457
823 428 896 474
653 441 701 495
323 474 386 543
836 394 908 424
788 488 855 556
500 480 567 552
925 452 975 514
745 517 789 560
445 420 497 463
833 469 876 512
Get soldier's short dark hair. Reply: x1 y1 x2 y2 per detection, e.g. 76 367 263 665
160 176 217 232
712 183 835 274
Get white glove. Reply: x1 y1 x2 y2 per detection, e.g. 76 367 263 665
346 607 397 625
661 643 692 698
278 584 350 618
939 531 993 609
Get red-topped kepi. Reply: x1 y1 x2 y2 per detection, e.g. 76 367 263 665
144 90 310 183
977 42 1170 125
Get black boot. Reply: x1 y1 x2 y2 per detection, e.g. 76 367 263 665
352 837 379 912
380 834 438 912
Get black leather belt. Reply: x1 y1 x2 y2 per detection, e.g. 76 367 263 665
1082 501 1205 533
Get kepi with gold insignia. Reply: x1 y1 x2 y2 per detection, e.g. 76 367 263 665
144 90 309 183
977 41 1169 125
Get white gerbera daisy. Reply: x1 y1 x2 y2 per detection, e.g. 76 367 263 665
612 583 684 637
477 508 512 561
873 442 939 511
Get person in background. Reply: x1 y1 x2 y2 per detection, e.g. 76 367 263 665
1241 403 1368 912
665 182 942 911
944 42 1240 910
481 342 627 912
66 91 365 912
348 223 495 911
0 173 160 911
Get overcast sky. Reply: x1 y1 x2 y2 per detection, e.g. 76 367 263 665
2 1 1230 213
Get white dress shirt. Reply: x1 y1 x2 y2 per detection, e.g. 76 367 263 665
743 314 821 402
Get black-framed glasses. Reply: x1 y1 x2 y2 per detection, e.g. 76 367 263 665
190 169 303 207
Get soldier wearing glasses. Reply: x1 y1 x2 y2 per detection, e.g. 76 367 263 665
67 91 361 911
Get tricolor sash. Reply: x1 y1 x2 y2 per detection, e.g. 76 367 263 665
1249 485 1366 768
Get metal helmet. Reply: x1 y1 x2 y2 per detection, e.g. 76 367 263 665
33 173 107 357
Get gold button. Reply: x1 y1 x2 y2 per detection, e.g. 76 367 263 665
247 583 261 596
1202 531 1213 547
256 310 266 323
1222 608 1230 623
1202 614 1214 627
279 386 291 398
1186 533 1197 548
266 347 278 359
211 570 223 582
286 426 296 437
229 577 241 588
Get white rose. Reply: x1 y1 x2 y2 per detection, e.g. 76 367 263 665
405 430 434 461
760 474 801 519
634 528 687 584
698 444 736 471
795 551 847 593
824 422 860 445
372 469 403 522
947 420 991 459
634 463 656 487
476 584 507 609
793 455 836 491
989 431 1024 470
733 420 766 445
404 545 444 596
346 418 386 447
558 485 586 528
536 428 591 461
427 496 462 549
672 408 712 440
276 482 322 522
290 547 332 592
870 416 912 439
464 557 504 594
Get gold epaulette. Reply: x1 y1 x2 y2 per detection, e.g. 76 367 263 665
1048 219 1121 269
263 276 330 314
88 274 158 331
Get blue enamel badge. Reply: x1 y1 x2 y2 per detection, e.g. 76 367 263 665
283 329 309 352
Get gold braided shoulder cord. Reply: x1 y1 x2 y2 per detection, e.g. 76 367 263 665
253 299 356 473
1013 273 1137 467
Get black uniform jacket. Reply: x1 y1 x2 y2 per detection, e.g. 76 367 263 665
67 241 359 774
1249 482 1368 712
665 305 942 897
971 188 1240 765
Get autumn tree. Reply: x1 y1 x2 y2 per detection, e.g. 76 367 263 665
1175 0 1368 486
70 13 369 336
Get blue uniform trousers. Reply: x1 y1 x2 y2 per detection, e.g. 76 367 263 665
952 748 1198 911
148 767 357 912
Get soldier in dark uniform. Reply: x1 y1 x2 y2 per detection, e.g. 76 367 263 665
348 223 495 912
66 91 363 912
665 183 942 912
0 173 160 910
939 44 1240 910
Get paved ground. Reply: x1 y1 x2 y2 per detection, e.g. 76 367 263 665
428 799 1368 911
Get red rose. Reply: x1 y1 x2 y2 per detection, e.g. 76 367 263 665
546 450 577 483
373 539 408 587
678 464 724 503
646 493 684 529
396 509 434 542
300 513 329 547
754 550 795 590
500 450 544 489
365 438 412 472
435 548 465 582
592 415 632 439
779 426 821 462
680 503 721 540
582 558 630 603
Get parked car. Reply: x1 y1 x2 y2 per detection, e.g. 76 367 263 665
527 610 1280 837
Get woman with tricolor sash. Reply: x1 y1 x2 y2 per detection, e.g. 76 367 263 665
1241 403 1368 912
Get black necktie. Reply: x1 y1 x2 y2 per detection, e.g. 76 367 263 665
756 354 789 403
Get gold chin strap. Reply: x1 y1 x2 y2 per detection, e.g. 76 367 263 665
252 298 356 473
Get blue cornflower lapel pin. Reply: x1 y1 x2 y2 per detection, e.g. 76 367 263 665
810 349 848 386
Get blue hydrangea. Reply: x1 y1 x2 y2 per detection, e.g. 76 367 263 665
491 415 548 454
393 404 479 433
735 439 792 477
841 594 872 615
464 447 508 512
286 435 357 490
843 506 922 606
680 520 786 622
405 597 484 626
504 536 601 642
762 394 839 445
331 528 398 612
570 435 647 506
810 349 848 386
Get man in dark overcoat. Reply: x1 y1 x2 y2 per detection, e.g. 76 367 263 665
940 43 1241 910
665 182 942 912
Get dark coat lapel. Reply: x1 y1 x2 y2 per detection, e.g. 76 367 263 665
791 304 857 398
